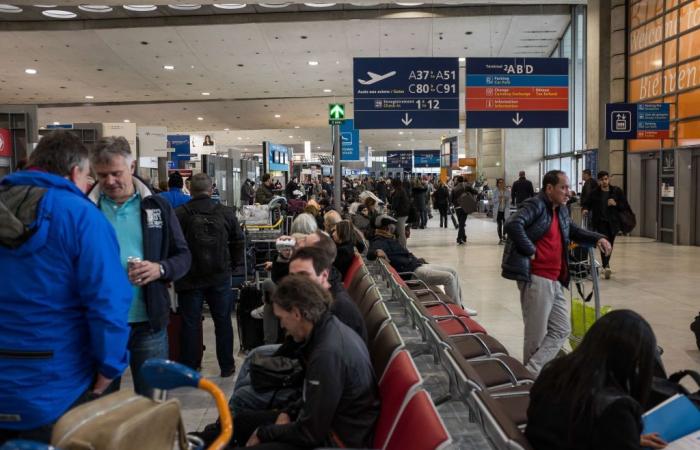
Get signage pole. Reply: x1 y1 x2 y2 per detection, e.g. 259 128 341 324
333 124 342 211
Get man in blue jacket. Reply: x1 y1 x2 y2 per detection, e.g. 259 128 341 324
89 136 191 396
159 171 190 208
0 130 133 444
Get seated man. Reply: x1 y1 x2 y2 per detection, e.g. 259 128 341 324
368 214 478 316
234 274 379 449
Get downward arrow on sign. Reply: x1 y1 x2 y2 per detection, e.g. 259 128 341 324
512 113 524 126
401 113 413 126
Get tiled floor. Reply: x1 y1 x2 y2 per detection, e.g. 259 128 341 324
127 213 699 437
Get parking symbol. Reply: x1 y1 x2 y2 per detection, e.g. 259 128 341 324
612 111 631 132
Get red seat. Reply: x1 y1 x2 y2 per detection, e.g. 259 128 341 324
437 316 487 335
343 254 364 289
425 303 471 318
373 351 422 449
384 390 451 450
386 263 407 287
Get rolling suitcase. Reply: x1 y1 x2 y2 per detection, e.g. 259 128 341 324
167 311 204 369
236 283 265 352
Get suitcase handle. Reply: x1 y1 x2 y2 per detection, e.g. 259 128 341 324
142 359 233 450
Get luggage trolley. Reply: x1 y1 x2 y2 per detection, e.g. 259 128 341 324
568 215 604 349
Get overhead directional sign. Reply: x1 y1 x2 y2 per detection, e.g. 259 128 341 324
605 103 670 139
353 57 459 129
329 103 345 125
339 119 360 161
387 150 413 171
465 57 569 128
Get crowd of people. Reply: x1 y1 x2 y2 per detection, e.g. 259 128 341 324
1 129 669 450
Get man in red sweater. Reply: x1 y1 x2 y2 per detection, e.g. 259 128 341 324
503 170 611 374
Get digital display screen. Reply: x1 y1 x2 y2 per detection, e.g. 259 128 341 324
387 151 413 171
266 142 290 172
414 150 440 168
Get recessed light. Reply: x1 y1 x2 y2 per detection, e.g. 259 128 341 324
274 114 281 118
163 65 175 70
288 135 293 138
24 68 37 75
308 61 319 66
0 4 22 12
168 4 201 10
197 117 204 121
123 5 157 12
123 119 130 123
258 2 290 7
237 136 242 140
304 2 336 7
52 121 60 125
457 129 463 133
85 95 94 99
316 146 321 149
33 4 57 7
458 57 466 62
399 131 404 135
224 128 230 131
395 2 423 6
78 5 113 12
201 92 210 96
398 143 402 146
213 3 247 9
323 88 332 93
294 125 300 129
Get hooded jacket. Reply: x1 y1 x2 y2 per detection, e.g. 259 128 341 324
502 192 603 286
88 177 191 331
0 171 132 430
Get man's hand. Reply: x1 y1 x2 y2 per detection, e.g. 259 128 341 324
263 261 273 271
640 433 667 449
375 249 388 260
597 238 612 256
92 374 113 395
608 198 617 207
275 412 291 425
245 429 261 447
128 261 162 286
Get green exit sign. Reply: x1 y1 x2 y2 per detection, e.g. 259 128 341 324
329 103 345 125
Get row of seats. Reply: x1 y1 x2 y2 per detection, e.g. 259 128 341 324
376 257 535 450
342 256 453 450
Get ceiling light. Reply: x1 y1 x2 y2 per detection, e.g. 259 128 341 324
258 2 290 8
25 68 37 75
0 4 23 12
316 146 321 149
52 121 60 125
42 9 77 18
163 65 175 70
323 88 332 93
79 5 113 12
294 125 300 129
224 128 230 131
274 114 281 118
197 117 204 121
457 129 463 133
288 135 293 138
85 95 94 99
237 136 242 140
458 57 466 62
213 3 247 8
398 143 402 146
168 4 201 10
201 92 210 96
308 61 319 66
395 2 423 5
304 2 336 7
399 131 404 135
123 5 157 11
34 4 57 7
123 119 130 123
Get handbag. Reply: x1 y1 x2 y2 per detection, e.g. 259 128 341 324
250 352 304 392
618 206 637 234
648 370 700 409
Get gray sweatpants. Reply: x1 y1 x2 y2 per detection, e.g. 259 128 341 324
415 263 463 306
517 274 570 375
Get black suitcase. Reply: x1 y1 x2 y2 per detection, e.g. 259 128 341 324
236 284 265 352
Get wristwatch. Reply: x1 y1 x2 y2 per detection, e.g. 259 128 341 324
159 264 165 278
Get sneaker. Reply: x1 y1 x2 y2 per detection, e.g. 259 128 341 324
220 367 236 378
604 268 612 279
250 305 265 319
463 306 478 316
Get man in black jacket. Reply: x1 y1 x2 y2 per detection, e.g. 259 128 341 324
582 171 628 279
511 171 535 206
503 170 610 374
236 274 379 449
90 137 191 395
579 169 598 206
175 173 244 377
389 177 411 248
256 173 275 205
451 176 478 245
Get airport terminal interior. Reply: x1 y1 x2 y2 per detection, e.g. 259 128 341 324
2 0 700 449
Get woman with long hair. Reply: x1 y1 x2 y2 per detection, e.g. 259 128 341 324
526 309 667 450
492 178 510 244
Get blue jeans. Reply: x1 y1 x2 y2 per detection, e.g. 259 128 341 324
128 323 168 396
178 280 235 373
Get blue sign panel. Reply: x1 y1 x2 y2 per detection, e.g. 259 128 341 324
353 57 459 129
167 135 190 162
340 119 360 161
387 151 413 171
605 103 670 139
46 123 74 129
413 150 440 168
465 57 569 129
266 142 290 172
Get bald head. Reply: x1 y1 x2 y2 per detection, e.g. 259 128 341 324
323 210 342 233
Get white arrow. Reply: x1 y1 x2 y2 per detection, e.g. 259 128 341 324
512 112 524 126
401 113 413 126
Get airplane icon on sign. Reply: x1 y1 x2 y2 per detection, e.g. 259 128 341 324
358 71 397 85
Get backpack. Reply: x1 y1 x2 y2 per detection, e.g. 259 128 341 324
457 184 477 214
183 204 230 276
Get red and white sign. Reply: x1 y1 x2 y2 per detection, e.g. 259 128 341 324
0 129 11 157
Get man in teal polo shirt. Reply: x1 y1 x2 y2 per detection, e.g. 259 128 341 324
90 136 191 395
